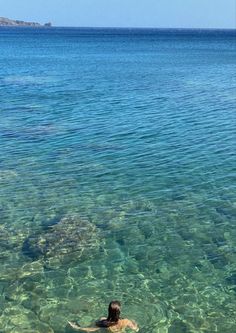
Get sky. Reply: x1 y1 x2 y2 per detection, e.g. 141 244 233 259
0 0 235 29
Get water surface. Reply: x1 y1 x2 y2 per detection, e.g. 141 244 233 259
0 28 235 333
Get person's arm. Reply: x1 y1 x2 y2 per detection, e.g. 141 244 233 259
68 321 100 332
79 328 100 333
127 320 139 332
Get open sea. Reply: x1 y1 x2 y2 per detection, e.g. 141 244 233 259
0 27 235 333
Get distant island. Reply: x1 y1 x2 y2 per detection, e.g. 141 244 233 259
0 17 52 27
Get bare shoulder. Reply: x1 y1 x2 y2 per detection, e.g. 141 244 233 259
120 319 130 325
120 319 139 331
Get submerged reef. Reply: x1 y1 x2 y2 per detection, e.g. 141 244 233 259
23 215 103 268
0 170 18 182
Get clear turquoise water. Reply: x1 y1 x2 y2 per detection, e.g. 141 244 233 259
0 28 235 333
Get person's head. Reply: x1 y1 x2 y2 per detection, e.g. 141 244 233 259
107 301 121 323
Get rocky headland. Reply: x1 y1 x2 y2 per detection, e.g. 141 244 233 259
0 17 52 27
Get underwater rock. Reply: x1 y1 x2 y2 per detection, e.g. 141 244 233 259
0 263 44 283
0 225 26 266
225 272 236 287
0 226 12 250
1 304 55 332
1 123 57 144
23 215 102 268
168 319 190 333
0 170 18 181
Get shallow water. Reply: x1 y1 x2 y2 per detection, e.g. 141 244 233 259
0 28 235 333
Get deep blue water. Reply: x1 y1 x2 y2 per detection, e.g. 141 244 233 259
0 28 235 333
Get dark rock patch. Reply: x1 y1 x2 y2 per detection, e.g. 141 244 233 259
168 319 190 333
226 272 236 286
23 215 103 268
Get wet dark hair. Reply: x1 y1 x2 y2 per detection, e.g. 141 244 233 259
98 301 121 328
107 300 121 322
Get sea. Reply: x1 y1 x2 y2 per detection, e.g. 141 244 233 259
0 27 235 333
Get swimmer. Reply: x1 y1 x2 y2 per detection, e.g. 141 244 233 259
68 300 139 332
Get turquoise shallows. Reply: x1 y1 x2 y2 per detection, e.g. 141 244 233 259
0 28 235 333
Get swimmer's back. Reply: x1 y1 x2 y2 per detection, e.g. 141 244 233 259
97 318 139 332
68 301 139 332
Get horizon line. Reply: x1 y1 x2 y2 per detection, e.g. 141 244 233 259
54 25 236 30
1 25 236 30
